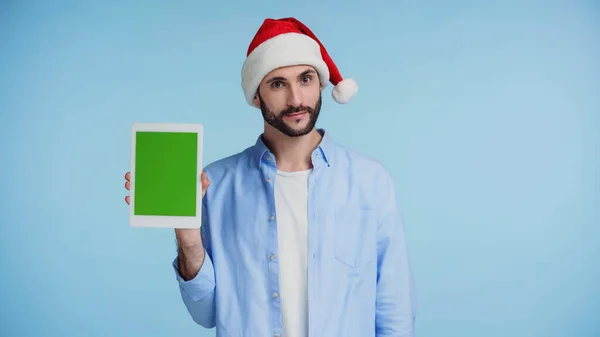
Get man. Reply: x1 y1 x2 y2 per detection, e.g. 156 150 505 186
124 17 416 337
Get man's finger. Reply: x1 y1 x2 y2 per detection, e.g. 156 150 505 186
125 181 130 190
201 172 210 197
125 196 130 205
125 172 130 181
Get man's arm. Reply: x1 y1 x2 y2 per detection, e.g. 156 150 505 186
173 197 217 328
375 172 417 336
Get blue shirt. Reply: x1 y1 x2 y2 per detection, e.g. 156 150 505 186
173 129 417 336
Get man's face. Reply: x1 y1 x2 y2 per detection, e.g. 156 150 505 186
253 65 322 137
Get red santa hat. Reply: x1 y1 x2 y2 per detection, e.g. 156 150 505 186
241 17 358 107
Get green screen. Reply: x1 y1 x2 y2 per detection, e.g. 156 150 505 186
134 131 198 216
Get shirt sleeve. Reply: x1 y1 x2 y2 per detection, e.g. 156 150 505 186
375 172 417 337
172 200 217 328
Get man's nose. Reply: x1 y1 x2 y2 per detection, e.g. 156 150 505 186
286 85 303 107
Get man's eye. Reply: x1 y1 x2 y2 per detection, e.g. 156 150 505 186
271 81 283 88
302 76 312 83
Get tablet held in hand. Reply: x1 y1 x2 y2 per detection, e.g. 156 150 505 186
128 122 204 228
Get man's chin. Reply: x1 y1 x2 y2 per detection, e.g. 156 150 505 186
277 124 313 137
285 122 312 133
283 119 308 128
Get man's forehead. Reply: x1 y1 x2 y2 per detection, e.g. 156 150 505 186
264 65 316 79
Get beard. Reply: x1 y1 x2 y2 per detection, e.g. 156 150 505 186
258 90 322 137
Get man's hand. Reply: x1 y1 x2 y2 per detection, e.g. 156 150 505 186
124 171 211 280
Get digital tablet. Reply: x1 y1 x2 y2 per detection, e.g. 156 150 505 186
129 123 203 228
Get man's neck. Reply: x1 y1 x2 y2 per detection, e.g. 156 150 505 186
261 127 322 172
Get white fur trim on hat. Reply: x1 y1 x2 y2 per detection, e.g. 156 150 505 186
331 78 358 104
241 32 330 107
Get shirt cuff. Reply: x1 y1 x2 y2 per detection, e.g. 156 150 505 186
172 251 216 302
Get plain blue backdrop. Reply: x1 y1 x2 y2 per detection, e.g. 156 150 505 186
1 1 598 336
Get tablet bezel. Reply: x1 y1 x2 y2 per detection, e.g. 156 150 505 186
129 122 203 228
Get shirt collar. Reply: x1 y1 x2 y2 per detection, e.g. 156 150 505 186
251 128 333 170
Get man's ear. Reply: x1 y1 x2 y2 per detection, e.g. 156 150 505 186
252 90 260 107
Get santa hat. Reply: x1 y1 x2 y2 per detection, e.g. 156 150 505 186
241 17 358 107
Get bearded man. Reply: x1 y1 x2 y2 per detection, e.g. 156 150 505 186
124 16 417 337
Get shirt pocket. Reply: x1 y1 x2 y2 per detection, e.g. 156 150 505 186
334 207 377 268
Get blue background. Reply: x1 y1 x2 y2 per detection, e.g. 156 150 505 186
1 1 598 336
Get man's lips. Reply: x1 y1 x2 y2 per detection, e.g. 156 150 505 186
285 111 308 118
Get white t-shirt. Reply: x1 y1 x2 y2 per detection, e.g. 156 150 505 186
274 169 311 337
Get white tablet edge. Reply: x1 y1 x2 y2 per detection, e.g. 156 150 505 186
129 122 203 229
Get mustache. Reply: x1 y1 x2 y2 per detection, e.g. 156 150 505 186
281 105 314 116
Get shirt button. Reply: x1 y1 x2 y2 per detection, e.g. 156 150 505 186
269 215 274 221
274 333 280 337
266 155 272 161
266 177 271 183
270 254 276 260
273 292 279 299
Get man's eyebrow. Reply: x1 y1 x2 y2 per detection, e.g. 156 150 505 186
266 76 286 84
298 69 316 78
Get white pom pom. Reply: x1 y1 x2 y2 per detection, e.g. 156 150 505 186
331 78 358 104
